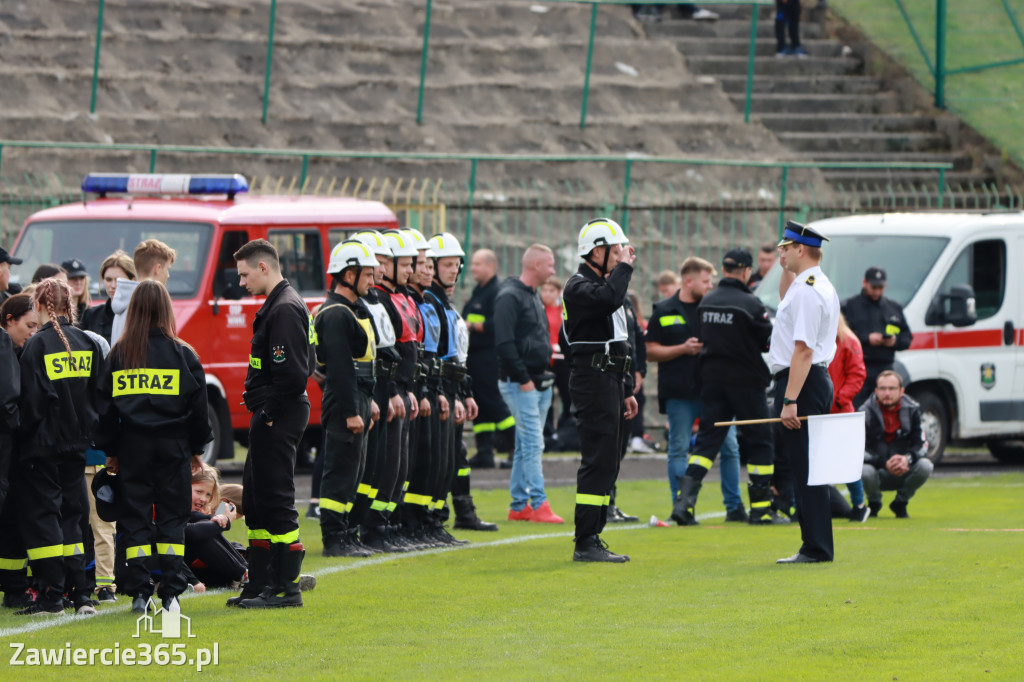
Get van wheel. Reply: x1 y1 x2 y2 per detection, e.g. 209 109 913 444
987 440 1024 464
201 400 221 466
910 390 948 465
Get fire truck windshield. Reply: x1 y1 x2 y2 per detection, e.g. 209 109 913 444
13 219 213 299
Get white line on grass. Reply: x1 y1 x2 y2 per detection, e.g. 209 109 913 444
0 512 722 639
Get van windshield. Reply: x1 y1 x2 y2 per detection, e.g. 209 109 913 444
755 235 949 312
13 220 213 299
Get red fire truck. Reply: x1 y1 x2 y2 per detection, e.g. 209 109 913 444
10 173 399 463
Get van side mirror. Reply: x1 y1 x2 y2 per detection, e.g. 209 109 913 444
925 284 977 327
214 268 246 301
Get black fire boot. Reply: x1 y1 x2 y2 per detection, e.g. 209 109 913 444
572 535 629 563
468 431 496 469
226 541 271 607
748 481 791 525
452 495 498 531
238 543 304 608
670 475 702 526
360 525 409 553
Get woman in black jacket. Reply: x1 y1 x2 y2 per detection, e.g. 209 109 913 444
16 277 105 615
98 280 212 616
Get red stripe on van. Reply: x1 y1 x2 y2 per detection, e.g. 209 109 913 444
908 329 1004 350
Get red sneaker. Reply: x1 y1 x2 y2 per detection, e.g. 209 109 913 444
508 504 533 521
530 501 564 524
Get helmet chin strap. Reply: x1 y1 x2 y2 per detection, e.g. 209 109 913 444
584 247 610 275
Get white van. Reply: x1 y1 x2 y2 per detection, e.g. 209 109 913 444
755 211 1024 463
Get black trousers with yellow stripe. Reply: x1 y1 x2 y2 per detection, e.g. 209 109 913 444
20 450 90 607
319 390 372 540
351 380 390 528
570 367 626 540
116 431 191 600
467 350 514 458
403 389 438 529
0 459 29 596
686 382 775 504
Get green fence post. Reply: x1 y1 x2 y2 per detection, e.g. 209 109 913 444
935 0 946 108
620 159 633 232
416 0 434 125
149 148 158 173
777 165 789 237
580 3 598 130
937 167 946 208
299 154 309 191
0 144 4 178
262 0 278 124
90 0 105 114
744 3 759 123
463 158 478 253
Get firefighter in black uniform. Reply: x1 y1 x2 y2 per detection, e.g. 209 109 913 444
315 240 379 558
229 239 315 609
670 249 788 526
16 278 105 615
562 218 637 563
0 324 16 513
464 249 515 470
425 232 493 539
97 280 212 614
841 267 912 408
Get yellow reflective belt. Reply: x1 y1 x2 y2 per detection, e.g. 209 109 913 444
126 545 152 559
473 422 496 434
386 501 398 512
247 529 272 541
268 529 300 545
111 369 181 397
319 497 347 514
370 500 388 511
576 493 610 507
688 455 714 471
497 415 516 430
249 355 262 370
0 557 27 570
466 313 486 325
659 314 685 327
751 501 772 509
457 467 470 477
404 493 432 507
156 543 185 556
43 350 94 380
357 483 373 496
26 545 62 561
63 543 85 557
747 464 775 476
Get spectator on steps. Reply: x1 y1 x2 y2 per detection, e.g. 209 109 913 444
633 4 719 24
775 0 807 58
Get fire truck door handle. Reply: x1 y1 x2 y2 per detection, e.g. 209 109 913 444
1003 321 1014 346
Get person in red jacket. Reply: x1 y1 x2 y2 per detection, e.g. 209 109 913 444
828 313 869 521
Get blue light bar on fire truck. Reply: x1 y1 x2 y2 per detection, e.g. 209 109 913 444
81 173 249 198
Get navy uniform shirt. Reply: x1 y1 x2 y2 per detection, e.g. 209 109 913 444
646 292 701 409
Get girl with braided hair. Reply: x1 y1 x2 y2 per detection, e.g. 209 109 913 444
15 277 106 615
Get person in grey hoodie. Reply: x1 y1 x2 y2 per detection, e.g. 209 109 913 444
110 239 176 345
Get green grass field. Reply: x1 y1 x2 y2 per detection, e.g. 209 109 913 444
2 473 1022 680
833 0 1024 169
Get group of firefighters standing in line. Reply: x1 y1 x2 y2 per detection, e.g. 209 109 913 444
0 215 846 619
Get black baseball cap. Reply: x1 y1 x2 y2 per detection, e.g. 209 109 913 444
91 468 121 523
61 259 88 278
722 248 753 269
865 267 887 285
0 247 22 266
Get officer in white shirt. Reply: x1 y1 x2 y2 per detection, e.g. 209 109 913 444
769 221 840 564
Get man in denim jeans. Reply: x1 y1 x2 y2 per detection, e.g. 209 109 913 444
494 244 564 524
646 257 746 522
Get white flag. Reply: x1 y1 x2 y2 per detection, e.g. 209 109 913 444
807 412 866 485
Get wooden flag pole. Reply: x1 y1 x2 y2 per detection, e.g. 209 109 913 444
714 416 809 427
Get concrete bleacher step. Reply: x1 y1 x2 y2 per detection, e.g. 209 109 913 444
715 74 883 95
645 19 826 41
731 92 899 114
757 113 938 134
821 169 982 187
674 37 846 58
685 54 861 77
778 131 949 154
